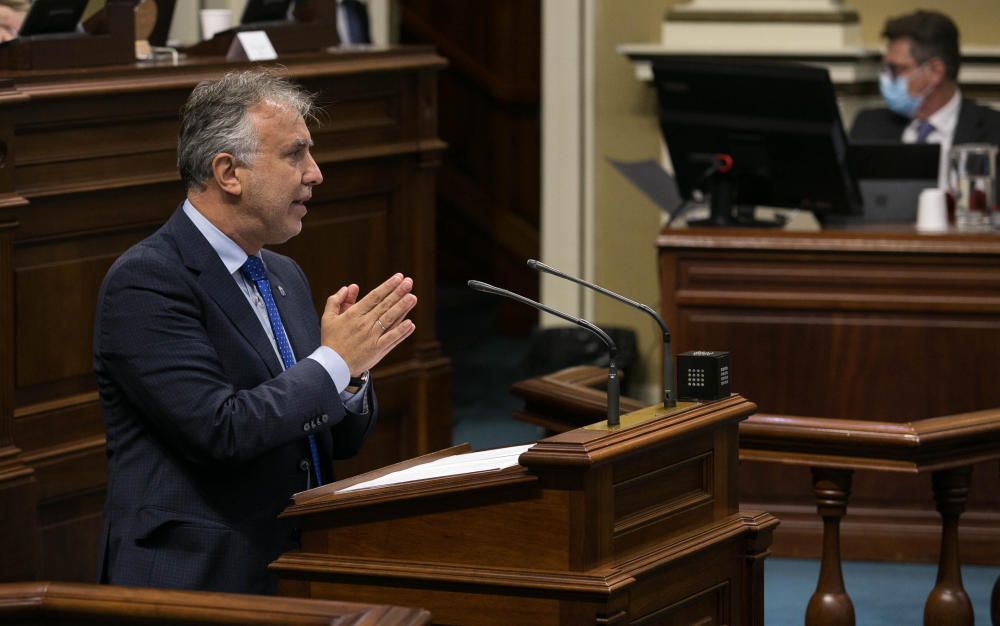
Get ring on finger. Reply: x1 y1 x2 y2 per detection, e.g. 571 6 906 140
375 319 387 334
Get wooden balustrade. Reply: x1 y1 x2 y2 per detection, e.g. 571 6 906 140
511 365 1000 626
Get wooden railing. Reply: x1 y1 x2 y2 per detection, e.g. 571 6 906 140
741 412 1000 626
0 581 430 625
511 365 1000 626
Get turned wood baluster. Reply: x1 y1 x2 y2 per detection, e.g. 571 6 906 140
806 468 855 626
925 466 974 626
993 461 1000 626
992 576 998 626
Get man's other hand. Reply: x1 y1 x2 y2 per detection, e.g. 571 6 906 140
320 273 417 376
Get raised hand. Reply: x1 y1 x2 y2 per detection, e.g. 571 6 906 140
320 273 417 376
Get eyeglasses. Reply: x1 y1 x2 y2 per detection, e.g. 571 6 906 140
883 62 924 79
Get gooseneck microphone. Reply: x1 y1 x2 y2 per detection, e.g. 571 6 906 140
467 280 621 426
527 259 676 409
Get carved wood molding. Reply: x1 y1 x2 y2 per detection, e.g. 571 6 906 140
665 10 860 24
740 409 1000 471
272 511 778 594
0 444 33 483
658 227 1000 256
6 49 446 95
0 581 432 625
19 434 106 466
520 395 756 468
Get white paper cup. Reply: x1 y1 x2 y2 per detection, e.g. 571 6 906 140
916 188 949 232
200 9 232 41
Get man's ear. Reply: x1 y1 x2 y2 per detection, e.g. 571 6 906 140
211 153 243 197
925 57 947 86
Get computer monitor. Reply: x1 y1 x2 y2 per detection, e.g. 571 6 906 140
17 0 88 38
651 56 862 227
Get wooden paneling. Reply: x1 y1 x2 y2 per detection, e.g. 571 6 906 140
0 49 450 583
0 220 40 583
400 0 540 331
658 226 1000 563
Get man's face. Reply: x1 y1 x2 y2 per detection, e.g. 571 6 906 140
236 101 323 248
884 37 935 96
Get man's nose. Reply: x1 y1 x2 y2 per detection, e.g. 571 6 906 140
304 153 323 186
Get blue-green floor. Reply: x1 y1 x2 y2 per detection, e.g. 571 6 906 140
765 557 997 625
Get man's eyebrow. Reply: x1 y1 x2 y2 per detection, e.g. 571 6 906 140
288 137 314 150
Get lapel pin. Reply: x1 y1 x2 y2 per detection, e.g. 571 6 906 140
277 285 286 296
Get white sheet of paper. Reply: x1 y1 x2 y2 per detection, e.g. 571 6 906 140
339 444 533 493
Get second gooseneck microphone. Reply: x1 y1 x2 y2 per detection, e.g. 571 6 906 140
467 280 621 427
528 259 676 408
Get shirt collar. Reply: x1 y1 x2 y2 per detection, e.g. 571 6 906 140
922 88 961 136
182 199 253 275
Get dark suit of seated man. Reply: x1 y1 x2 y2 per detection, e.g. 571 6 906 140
93 70 417 594
850 10 1000 187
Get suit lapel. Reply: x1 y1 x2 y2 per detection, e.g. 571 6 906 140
169 209 283 377
954 98 984 144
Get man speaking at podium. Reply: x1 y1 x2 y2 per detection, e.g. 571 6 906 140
93 70 416 594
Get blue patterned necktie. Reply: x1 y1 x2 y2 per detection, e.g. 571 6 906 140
240 255 323 487
915 120 935 144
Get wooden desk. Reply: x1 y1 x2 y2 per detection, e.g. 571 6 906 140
0 48 450 583
658 225 1000 564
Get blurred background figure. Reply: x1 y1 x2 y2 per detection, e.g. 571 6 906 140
0 0 28 42
337 0 370 45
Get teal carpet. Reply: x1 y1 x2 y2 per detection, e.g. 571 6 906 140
766 557 998 625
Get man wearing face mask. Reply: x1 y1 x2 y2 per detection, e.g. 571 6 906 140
850 10 1000 187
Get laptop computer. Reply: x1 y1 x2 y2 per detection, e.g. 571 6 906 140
847 142 941 223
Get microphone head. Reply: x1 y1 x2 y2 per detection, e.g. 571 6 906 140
526 259 540 270
467 279 488 292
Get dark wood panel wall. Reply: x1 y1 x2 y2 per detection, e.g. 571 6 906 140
658 228 1000 564
399 0 541 331
0 49 451 583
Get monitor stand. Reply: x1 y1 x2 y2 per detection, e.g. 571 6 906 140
686 172 785 228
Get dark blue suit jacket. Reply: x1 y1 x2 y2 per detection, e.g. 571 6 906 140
850 97 1000 146
93 207 375 594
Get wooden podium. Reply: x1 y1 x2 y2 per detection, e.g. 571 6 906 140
272 396 778 626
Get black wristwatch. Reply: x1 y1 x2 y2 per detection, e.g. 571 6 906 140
348 370 370 388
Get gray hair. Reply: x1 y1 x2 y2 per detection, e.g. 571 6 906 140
177 69 318 189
